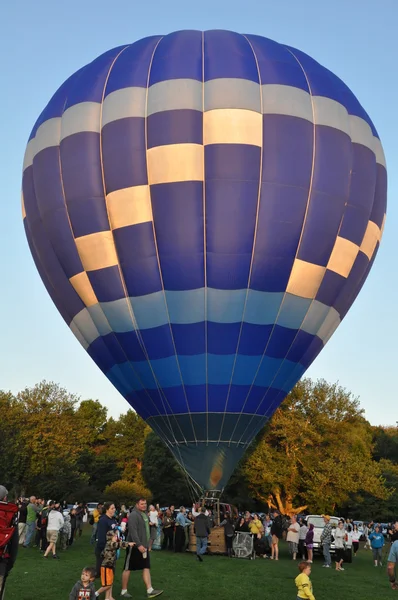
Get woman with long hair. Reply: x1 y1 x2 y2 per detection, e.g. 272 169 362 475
352 524 361 556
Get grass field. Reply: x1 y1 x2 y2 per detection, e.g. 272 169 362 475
5 527 396 600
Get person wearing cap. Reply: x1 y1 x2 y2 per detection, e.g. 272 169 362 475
0 485 18 599
320 515 332 568
22 496 42 548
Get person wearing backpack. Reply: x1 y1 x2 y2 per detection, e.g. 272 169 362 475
0 485 18 600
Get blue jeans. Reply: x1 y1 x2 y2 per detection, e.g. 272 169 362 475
23 521 36 547
323 543 331 566
196 536 208 556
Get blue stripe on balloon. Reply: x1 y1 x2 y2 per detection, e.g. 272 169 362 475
25 211 85 320
166 288 205 323
254 183 308 262
172 322 205 355
26 166 87 293
244 35 309 91
262 115 313 188
87 266 126 303
339 205 371 247
102 118 148 194
105 37 162 95
147 109 203 148
205 145 259 291
207 288 246 323
149 30 203 85
287 330 324 369
205 143 260 182
105 354 301 394
151 181 204 291
346 144 377 214
24 222 73 326
74 289 334 334
297 127 351 266
60 132 110 238
208 322 240 354
316 269 346 307
204 30 259 83
87 334 126 373
112 222 162 297
313 127 352 198
333 251 370 317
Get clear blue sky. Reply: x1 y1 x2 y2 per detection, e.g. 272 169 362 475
1 0 396 425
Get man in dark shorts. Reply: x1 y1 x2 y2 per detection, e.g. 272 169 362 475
120 498 163 599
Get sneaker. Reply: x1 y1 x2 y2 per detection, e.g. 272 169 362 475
322 564 330 568
120 594 132 598
147 591 163 599
196 555 203 562
339 567 345 571
53 555 59 559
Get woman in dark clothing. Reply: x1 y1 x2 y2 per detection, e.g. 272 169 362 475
69 509 77 546
95 502 117 577
270 511 283 560
162 509 175 551
218 512 235 557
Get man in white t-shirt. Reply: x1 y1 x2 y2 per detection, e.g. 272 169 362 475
286 515 300 560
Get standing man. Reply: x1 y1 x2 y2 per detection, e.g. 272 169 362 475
320 515 333 568
194 507 211 562
22 496 41 548
286 515 300 561
121 498 163 599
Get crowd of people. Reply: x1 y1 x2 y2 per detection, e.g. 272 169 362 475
3 484 398 599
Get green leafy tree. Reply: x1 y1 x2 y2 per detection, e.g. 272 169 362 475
12 381 90 494
104 479 152 506
228 379 391 514
142 432 192 505
104 411 151 482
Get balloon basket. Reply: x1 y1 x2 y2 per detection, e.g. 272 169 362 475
188 522 227 555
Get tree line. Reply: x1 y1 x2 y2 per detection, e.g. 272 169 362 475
1 379 397 520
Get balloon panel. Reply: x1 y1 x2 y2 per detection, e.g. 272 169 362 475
22 30 387 490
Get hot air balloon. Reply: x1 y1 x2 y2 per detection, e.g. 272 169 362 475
22 30 387 494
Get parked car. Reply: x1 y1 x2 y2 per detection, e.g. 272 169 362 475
306 515 353 563
86 502 100 515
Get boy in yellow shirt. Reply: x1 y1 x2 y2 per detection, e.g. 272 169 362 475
295 561 315 600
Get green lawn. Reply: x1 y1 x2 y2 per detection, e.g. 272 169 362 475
5 527 395 600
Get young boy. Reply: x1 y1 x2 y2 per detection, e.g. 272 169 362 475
69 567 97 600
295 561 315 600
97 530 135 599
